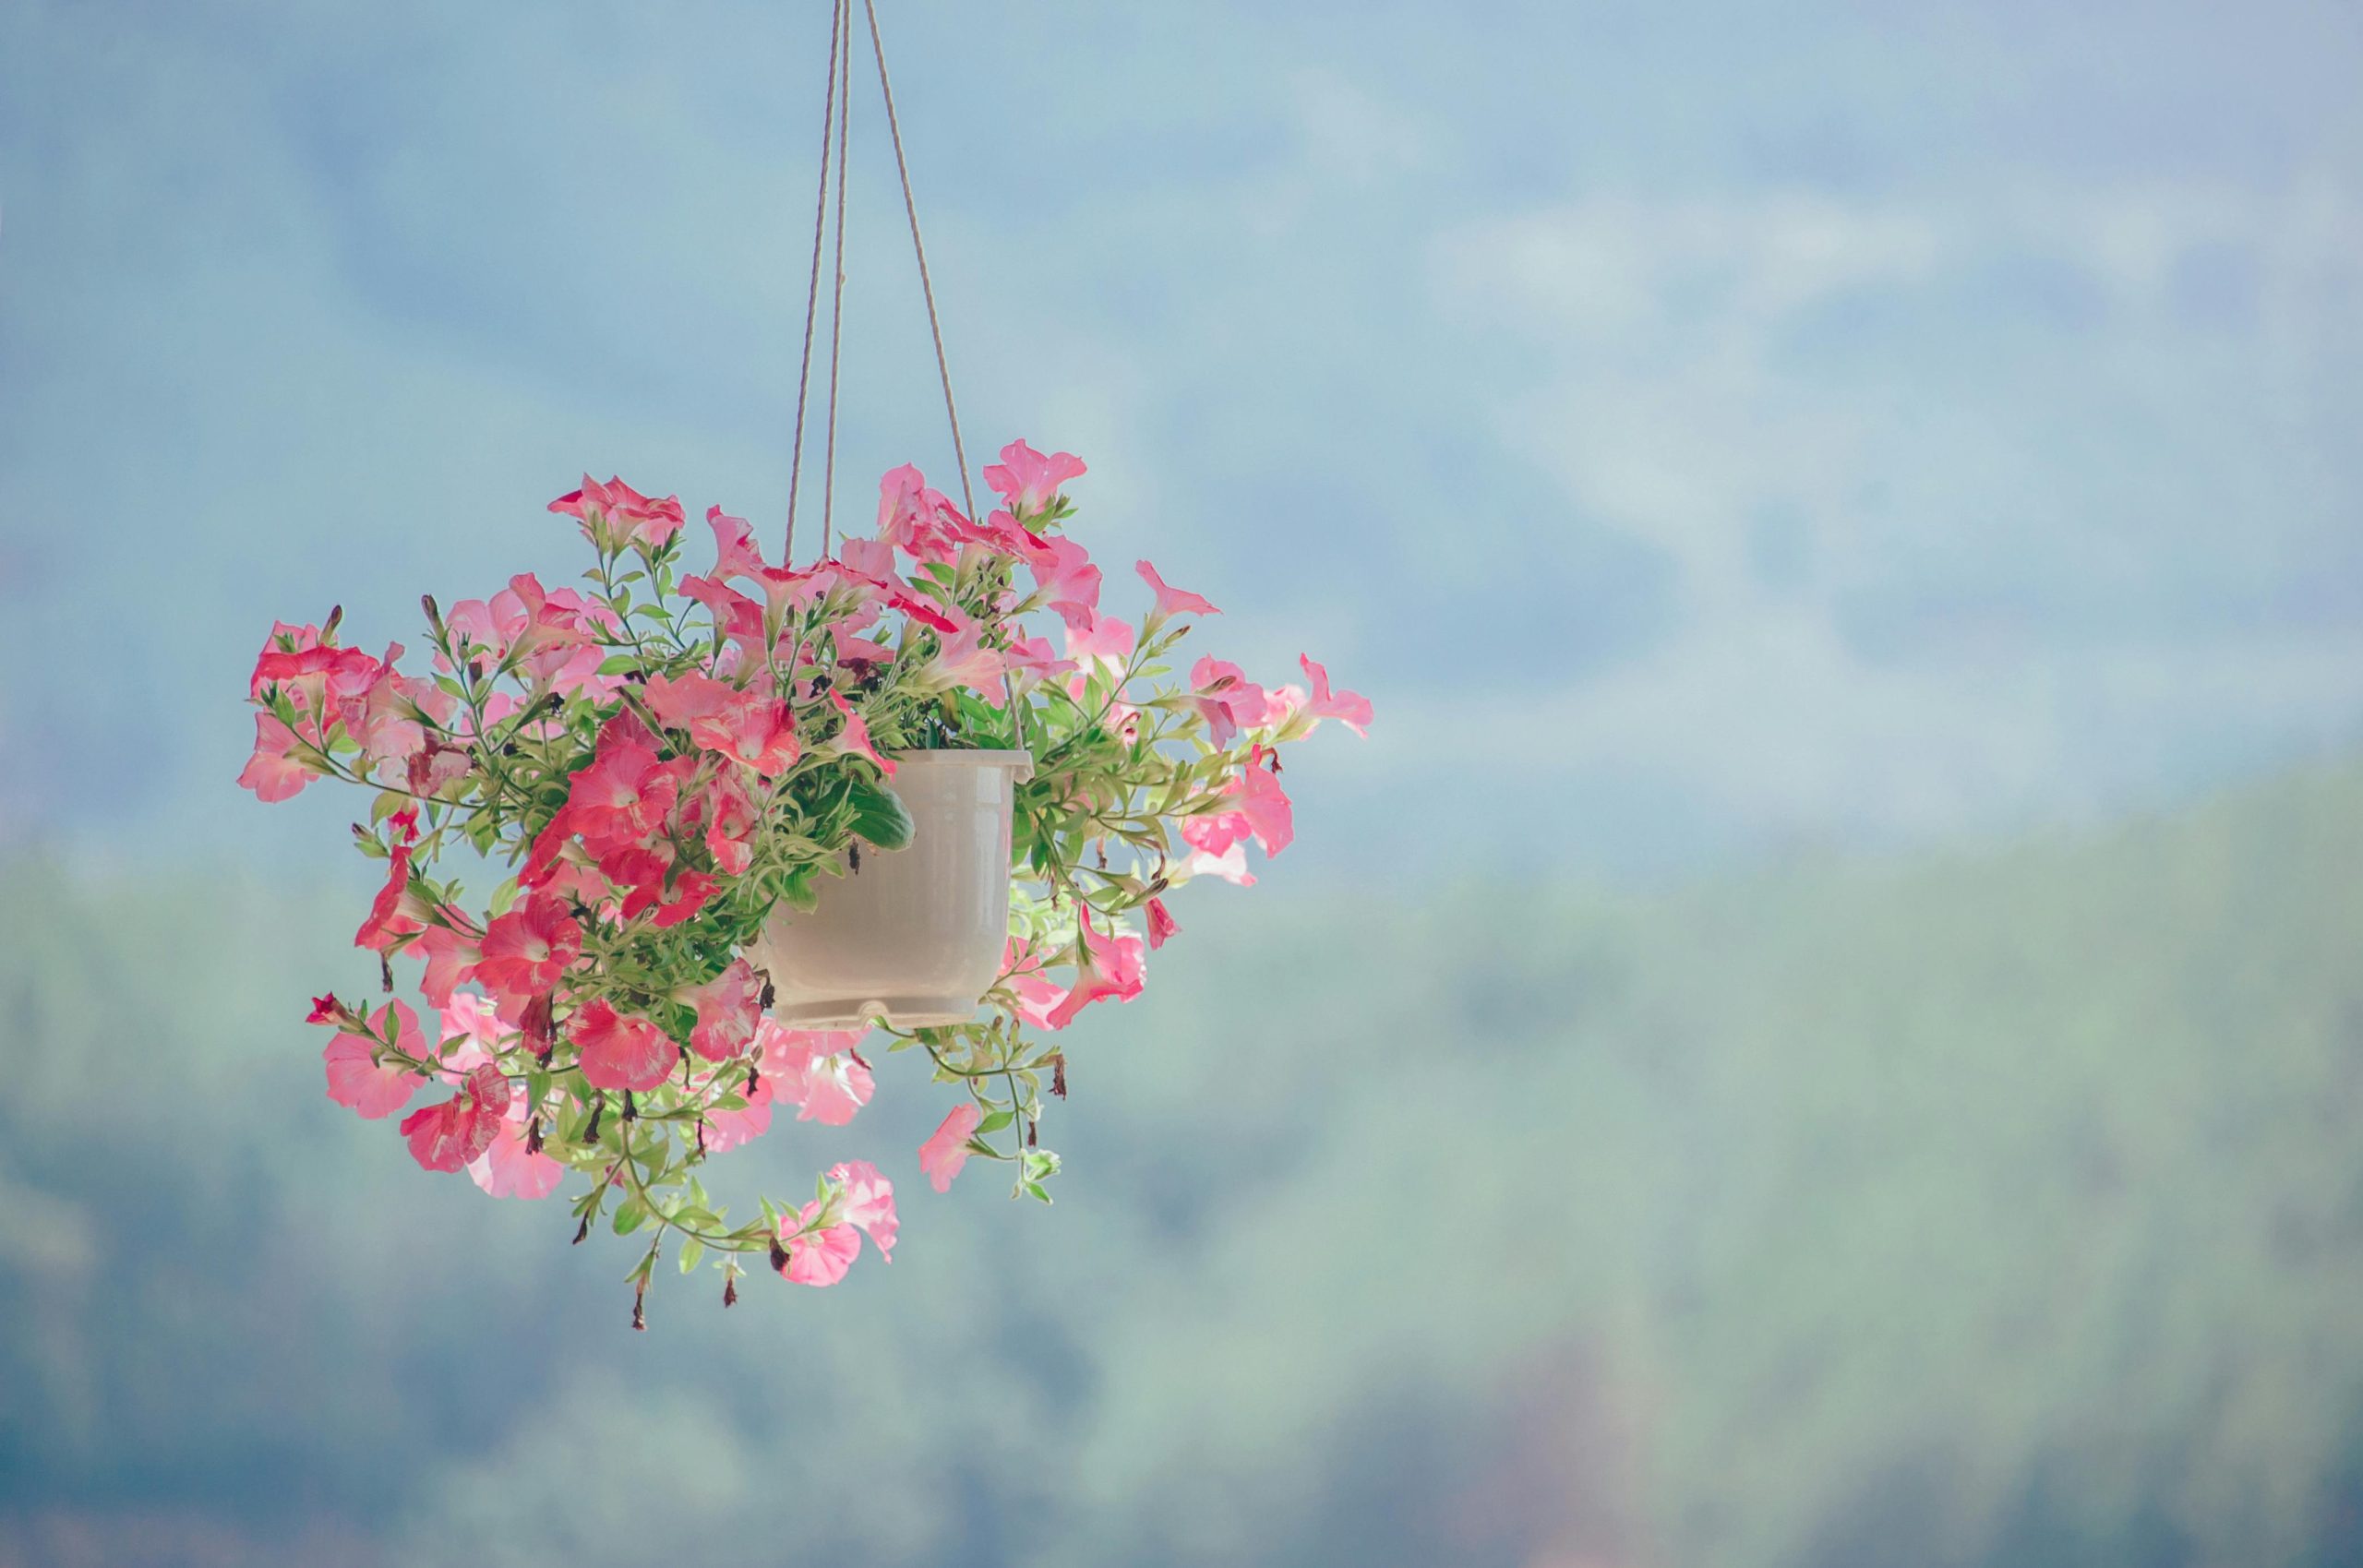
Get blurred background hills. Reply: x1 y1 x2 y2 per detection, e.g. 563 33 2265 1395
6 1 2362 1562
4 755 2358 1567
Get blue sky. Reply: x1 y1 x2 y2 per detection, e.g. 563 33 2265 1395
4 0 2360 879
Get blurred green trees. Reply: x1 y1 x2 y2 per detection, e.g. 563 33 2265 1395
3 760 2359 1567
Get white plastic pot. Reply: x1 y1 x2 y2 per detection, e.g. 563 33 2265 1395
749 749 1034 1030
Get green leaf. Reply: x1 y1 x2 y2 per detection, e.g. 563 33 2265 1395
677 1239 706 1275
977 1109 1015 1135
778 865 820 912
846 778 915 851
613 1197 649 1236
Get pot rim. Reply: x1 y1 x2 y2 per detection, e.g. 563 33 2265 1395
883 748 1035 769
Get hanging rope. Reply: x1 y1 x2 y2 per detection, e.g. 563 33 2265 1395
783 0 976 562
783 0 845 565
821 0 852 559
861 0 976 523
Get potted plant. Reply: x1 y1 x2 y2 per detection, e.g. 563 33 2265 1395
239 439 1370 1324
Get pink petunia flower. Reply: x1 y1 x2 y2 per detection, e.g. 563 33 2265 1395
643 671 799 777
1182 841 1257 886
775 1162 897 1286
321 1000 429 1119
919 1103 982 1193
829 1160 897 1260
347 643 445 771
837 535 900 584
706 505 769 580
775 1029 874 1125
1180 749 1295 859
694 767 759 876
237 713 317 802
679 958 762 1061
407 738 474 800
466 1082 564 1199
1136 560 1219 619
710 690 798 777
961 506 1047 560
983 439 1086 516
438 989 508 1069
549 475 687 551
644 869 718 928
398 1062 510 1172
875 462 959 561
1057 604 1137 677
678 574 768 660
570 998 680 1092
557 720 683 852
411 925 481 1010
1299 654 1373 737
1187 657 1274 749
826 690 895 777
251 639 382 736
246 619 328 700
1023 533 1101 612
354 844 419 953
778 1207 860 1286
481 574 615 697
470 895 582 1004
1046 916 1146 1029
1009 969 1067 1030
919 607 1008 700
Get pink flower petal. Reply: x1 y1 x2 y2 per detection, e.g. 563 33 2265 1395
920 1103 982 1193
1300 654 1373 737
571 999 680 1092
780 1208 860 1287
829 1160 897 1261
1135 559 1218 618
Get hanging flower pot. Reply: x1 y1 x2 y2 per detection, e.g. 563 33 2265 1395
231 0 1375 1328
750 748 1034 1029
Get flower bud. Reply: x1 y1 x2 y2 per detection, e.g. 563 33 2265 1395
522 993 556 1057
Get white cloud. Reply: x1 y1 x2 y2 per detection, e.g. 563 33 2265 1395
1424 181 2363 851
